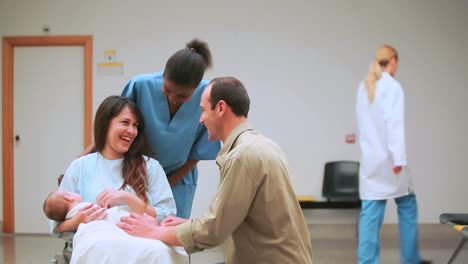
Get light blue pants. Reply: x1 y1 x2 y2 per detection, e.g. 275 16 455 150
358 193 421 264
171 181 197 219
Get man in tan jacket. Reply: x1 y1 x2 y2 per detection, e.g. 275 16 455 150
119 76 313 264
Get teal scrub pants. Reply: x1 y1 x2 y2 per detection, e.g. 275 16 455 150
172 181 197 219
358 193 421 264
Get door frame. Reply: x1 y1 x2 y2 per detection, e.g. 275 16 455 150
2 35 93 233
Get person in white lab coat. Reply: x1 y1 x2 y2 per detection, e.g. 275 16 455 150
356 45 430 264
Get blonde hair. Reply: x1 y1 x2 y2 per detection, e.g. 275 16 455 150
364 45 398 103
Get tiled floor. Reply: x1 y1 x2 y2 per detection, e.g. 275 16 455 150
2 213 468 264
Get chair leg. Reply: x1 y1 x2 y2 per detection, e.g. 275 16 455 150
356 209 360 239
63 242 72 263
448 237 467 264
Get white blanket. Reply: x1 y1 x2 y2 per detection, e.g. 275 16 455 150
71 220 188 264
69 205 188 264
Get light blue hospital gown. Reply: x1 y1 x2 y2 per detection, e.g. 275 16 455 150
50 152 176 235
122 71 221 218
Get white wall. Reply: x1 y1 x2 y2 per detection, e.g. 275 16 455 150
1 0 467 223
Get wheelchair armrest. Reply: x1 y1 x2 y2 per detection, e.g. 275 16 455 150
56 231 75 242
440 213 468 225
57 174 64 186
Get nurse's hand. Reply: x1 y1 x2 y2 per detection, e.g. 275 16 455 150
97 189 131 208
78 142 96 157
167 171 184 187
392 165 402 175
160 216 189 227
167 159 199 186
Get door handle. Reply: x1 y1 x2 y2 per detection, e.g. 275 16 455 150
15 135 20 141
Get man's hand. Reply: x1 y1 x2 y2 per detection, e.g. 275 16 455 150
117 213 159 238
96 189 130 208
117 213 181 246
393 165 402 175
161 216 189 227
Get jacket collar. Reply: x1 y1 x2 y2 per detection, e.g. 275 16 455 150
216 121 252 167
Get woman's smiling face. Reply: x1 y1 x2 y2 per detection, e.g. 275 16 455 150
101 106 139 160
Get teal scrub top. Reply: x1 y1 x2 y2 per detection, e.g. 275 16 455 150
122 71 221 185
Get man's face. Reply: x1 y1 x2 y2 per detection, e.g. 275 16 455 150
199 85 220 141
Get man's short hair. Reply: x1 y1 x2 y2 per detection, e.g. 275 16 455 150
209 77 250 117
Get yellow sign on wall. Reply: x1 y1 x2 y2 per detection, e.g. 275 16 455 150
97 50 123 75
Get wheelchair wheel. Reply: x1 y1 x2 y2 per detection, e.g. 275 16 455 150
50 254 68 264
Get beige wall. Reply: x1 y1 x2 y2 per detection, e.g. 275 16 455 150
1 0 467 223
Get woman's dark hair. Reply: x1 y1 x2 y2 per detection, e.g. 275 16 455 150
163 38 213 87
94 96 153 203
209 77 250 117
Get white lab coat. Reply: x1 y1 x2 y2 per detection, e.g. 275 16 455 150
356 72 414 200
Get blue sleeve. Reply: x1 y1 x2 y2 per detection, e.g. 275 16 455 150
188 123 221 160
146 158 177 223
121 78 137 101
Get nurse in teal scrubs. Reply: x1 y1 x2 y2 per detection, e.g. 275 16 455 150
122 38 221 218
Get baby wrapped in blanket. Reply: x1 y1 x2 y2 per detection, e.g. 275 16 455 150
44 190 188 264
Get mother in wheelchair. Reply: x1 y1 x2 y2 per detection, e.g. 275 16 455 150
46 95 187 263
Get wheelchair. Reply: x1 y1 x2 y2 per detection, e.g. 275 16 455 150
49 174 73 264
49 231 73 264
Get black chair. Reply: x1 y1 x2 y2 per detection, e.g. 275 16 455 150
322 161 360 202
322 161 360 237
439 213 468 263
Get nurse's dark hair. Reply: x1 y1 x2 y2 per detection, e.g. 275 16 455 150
94 95 154 203
163 38 213 87
209 77 250 117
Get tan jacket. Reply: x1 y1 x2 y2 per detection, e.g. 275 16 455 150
176 122 312 264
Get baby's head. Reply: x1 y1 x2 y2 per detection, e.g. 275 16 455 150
43 190 83 221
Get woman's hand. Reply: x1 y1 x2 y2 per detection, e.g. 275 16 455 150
97 189 156 216
160 216 189 227
96 189 131 208
392 165 402 175
60 203 107 232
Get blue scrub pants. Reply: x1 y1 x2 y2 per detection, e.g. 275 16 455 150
172 181 197 219
358 193 421 264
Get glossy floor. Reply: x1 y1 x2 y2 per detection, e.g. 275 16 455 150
1 212 468 264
